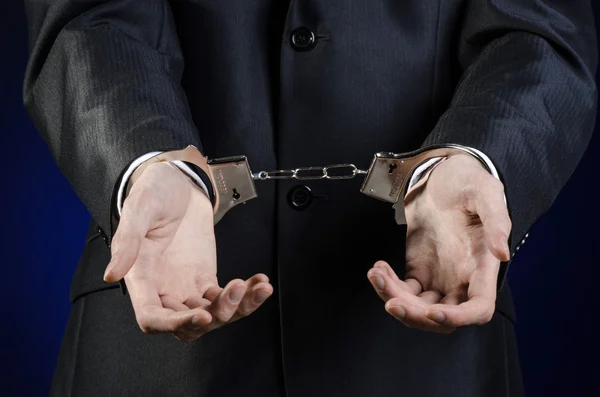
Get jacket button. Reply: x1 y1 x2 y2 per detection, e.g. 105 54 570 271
288 185 313 210
98 227 110 248
290 27 316 51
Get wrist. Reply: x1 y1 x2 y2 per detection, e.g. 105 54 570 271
451 152 489 170
189 175 214 213
128 161 213 213
121 150 215 218
124 146 257 225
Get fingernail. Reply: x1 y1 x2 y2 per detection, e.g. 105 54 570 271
389 305 406 319
192 314 208 325
253 290 270 304
429 310 446 323
229 286 244 303
370 275 385 291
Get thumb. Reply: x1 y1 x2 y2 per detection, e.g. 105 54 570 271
103 194 152 282
472 178 512 262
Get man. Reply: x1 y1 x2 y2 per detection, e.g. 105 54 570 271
23 0 597 396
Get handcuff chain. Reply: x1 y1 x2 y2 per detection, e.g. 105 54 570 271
253 163 368 181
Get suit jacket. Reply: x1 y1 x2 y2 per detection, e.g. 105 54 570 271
23 1 597 396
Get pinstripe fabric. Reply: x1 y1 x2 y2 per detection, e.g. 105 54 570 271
24 1 203 240
23 0 597 396
422 1 598 286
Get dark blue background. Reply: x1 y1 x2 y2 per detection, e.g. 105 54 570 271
1 2 598 396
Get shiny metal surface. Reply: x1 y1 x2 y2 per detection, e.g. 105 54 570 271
130 144 490 226
127 146 258 225
360 144 492 225
207 157 258 224
253 164 365 181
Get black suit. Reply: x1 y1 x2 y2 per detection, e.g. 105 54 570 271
24 1 597 396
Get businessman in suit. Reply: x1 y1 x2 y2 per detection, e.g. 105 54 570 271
24 0 597 396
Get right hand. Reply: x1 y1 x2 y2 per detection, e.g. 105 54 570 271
103 161 273 342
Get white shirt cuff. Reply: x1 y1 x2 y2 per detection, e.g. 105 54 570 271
116 151 210 217
406 147 505 203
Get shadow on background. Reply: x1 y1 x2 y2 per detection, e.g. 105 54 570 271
1 2 598 396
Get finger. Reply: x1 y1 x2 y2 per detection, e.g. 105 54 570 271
184 295 212 310
426 261 498 327
126 263 207 333
372 261 422 295
241 274 272 307
383 287 455 334
161 296 214 337
404 278 424 295
373 261 423 295
373 261 402 284
104 192 153 283
203 286 223 302
248 273 269 284
418 290 443 305
425 297 495 327
134 305 205 334
368 267 424 303
367 268 403 302
440 290 467 306
192 274 221 299
240 273 270 296
472 178 512 262
236 281 273 318
206 279 247 325
367 267 453 332
161 295 191 312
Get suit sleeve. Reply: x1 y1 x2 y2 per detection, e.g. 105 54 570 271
421 0 598 287
23 0 203 239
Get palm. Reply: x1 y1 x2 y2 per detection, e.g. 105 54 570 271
105 162 273 342
123 162 217 299
367 154 510 333
405 188 491 296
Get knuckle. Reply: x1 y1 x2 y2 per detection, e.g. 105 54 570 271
238 306 255 317
109 234 125 252
195 273 215 289
478 308 495 325
112 230 138 251
213 310 231 323
503 217 513 233
164 322 179 333
486 176 505 193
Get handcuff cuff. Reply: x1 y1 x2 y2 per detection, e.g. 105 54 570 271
127 143 495 226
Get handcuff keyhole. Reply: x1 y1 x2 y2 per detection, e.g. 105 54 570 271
388 163 398 174
232 188 241 200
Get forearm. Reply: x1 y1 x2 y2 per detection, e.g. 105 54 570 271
422 0 597 285
23 0 201 238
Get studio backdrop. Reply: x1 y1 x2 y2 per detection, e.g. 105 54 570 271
1 1 598 396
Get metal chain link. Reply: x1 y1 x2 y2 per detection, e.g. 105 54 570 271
253 164 368 181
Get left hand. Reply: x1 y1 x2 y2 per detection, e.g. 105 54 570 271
367 153 511 333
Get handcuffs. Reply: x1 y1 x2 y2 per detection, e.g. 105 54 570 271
128 144 495 226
